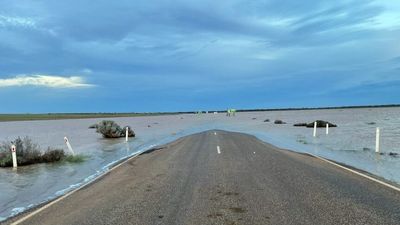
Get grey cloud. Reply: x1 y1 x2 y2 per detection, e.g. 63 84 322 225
0 0 398 97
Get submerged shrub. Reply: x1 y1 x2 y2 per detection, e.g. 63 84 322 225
0 137 42 166
306 120 337 128
16 137 42 165
88 124 98 129
274 120 286 124
0 137 75 167
0 152 12 167
95 120 135 138
42 148 65 163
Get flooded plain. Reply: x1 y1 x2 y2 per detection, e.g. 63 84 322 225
0 107 399 221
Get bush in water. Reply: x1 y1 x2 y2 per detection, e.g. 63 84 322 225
0 137 84 167
42 148 65 163
95 120 135 138
88 124 98 129
274 120 286 124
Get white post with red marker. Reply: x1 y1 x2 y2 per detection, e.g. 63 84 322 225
11 145 17 168
64 137 75 155
125 127 129 142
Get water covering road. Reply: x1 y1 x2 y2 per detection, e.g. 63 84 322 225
7 130 400 225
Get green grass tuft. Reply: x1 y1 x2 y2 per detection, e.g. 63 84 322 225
64 154 87 163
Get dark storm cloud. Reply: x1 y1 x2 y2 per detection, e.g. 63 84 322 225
0 0 399 112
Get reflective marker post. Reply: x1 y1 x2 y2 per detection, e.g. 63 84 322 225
326 123 329 135
313 122 317 137
375 127 380 153
64 137 75 155
126 127 129 142
11 145 17 168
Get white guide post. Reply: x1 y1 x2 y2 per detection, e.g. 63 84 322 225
64 137 75 155
313 122 317 137
326 123 329 135
375 127 380 153
11 145 17 168
126 127 129 142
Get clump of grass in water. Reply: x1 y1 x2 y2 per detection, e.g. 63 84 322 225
64 154 87 163
297 139 309 145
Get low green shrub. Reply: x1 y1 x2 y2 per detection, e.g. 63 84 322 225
64 154 86 163
0 152 12 167
42 148 65 163
0 137 85 167
95 120 135 138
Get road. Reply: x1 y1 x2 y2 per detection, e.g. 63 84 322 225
6 130 400 225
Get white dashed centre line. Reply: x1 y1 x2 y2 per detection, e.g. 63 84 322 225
217 146 221 154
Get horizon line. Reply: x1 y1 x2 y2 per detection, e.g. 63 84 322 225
0 104 399 115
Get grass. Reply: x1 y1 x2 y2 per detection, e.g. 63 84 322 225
64 154 87 163
0 112 180 122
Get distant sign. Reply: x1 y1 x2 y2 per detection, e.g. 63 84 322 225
11 145 16 152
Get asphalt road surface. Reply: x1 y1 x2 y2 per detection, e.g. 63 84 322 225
6 130 400 225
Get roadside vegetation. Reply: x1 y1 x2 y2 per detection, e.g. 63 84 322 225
0 137 85 167
95 120 135 138
64 154 87 163
0 112 180 122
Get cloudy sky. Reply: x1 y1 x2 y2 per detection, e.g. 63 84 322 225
0 0 399 113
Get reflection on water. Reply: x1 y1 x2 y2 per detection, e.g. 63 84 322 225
0 107 400 221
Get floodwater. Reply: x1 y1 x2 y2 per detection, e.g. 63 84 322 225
0 107 399 221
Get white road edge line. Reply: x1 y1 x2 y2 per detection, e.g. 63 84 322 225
217 146 221 154
309 153 400 193
10 152 143 225
264 140 400 193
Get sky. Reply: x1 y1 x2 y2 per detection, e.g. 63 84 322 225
0 0 399 113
